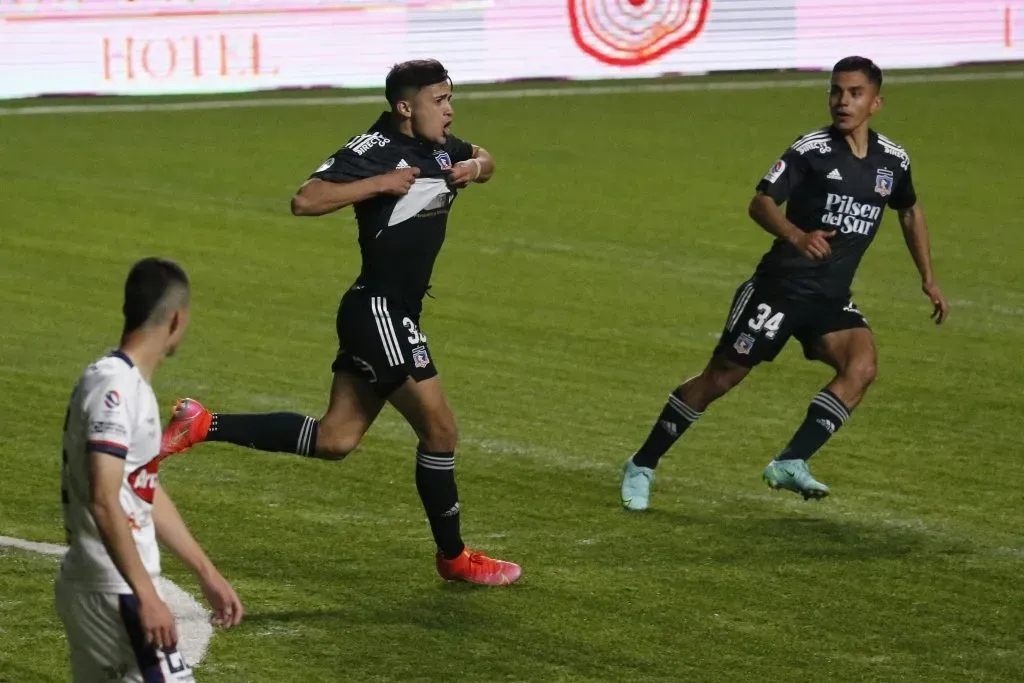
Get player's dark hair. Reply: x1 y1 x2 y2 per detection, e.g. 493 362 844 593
385 59 452 107
832 56 883 90
122 257 190 336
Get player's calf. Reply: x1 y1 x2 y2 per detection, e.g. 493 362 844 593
161 398 320 458
774 387 852 464
828 354 877 409
767 327 875 479
629 356 748 472
813 326 878 409
770 357 871 473
208 411 319 456
411 413 461 557
389 378 465 559
621 358 748 510
684 355 752 411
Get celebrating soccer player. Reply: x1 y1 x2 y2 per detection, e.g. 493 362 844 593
161 60 520 586
620 56 949 509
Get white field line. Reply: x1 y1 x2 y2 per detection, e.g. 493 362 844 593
0 535 214 667
1 70 1021 117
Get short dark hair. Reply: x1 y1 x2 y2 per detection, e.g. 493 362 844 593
122 257 190 335
384 59 451 107
832 56 883 90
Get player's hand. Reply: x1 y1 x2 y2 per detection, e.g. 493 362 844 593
447 159 480 189
139 595 178 649
200 571 244 628
923 280 949 324
376 167 419 196
791 230 836 260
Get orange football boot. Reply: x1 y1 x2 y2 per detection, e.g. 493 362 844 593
436 548 522 586
160 398 212 455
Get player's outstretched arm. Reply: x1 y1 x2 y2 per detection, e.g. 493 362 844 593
898 203 949 324
291 167 420 216
748 192 834 260
153 486 244 628
89 452 178 648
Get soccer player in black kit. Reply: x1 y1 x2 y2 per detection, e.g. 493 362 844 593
161 60 521 585
621 56 950 509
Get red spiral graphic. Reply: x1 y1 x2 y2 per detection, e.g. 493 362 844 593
569 0 711 67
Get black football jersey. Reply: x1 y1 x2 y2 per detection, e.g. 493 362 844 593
311 112 475 306
754 126 917 299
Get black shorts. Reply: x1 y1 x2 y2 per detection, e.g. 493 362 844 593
332 288 438 397
713 278 870 367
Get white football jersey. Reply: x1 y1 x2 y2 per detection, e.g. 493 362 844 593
60 351 164 593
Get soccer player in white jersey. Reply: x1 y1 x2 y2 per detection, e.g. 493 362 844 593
56 258 244 682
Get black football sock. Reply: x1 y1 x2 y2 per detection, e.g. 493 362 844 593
775 389 850 461
415 450 464 559
207 413 318 456
632 389 704 469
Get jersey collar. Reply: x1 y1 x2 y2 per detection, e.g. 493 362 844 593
107 349 135 368
374 112 437 150
827 125 879 158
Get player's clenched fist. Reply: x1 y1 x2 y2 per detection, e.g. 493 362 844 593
376 167 420 196
447 159 480 188
791 229 836 260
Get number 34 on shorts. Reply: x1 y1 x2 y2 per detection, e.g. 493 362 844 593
732 303 786 356
748 304 785 340
716 280 870 365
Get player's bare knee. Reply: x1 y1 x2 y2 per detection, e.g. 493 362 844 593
315 430 363 461
847 356 878 390
420 417 458 453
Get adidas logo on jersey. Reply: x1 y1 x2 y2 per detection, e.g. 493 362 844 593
396 159 410 169
827 168 843 181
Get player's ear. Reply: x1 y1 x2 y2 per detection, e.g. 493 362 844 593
167 307 191 342
394 99 413 119
871 93 883 115
169 307 190 336
167 309 180 336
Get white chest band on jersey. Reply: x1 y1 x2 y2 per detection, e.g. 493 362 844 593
389 178 451 226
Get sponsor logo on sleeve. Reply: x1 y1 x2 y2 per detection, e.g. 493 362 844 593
763 160 786 183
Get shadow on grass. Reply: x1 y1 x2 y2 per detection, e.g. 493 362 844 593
640 508 975 562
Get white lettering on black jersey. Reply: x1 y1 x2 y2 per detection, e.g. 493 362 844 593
309 112 475 306
754 126 917 298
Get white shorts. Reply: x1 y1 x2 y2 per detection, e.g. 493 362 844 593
55 576 195 683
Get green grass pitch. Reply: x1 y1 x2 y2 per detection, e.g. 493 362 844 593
1 69 1022 682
